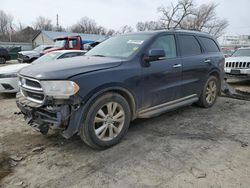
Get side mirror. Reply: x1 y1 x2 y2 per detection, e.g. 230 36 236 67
68 41 73 49
144 49 166 62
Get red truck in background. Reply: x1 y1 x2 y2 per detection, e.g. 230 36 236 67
43 36 102 54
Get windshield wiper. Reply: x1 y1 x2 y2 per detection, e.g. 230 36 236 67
92 54 106 57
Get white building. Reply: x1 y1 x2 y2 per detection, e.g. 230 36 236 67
221 35 250 48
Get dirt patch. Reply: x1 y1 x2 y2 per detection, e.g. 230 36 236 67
0 153 12 181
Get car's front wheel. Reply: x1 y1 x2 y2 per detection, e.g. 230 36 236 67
197 75 219 108
80 92 131 149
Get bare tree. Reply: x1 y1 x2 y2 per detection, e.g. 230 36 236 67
71 17 116 35
71 17 99 34
158 0 194 29
183 3 228 37
0 10 14 39
158 0 228 38
136 21 163 31
33 16 53 31
11 26 36 42
117 25 134 34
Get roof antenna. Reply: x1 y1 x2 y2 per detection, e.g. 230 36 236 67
56 14 59 31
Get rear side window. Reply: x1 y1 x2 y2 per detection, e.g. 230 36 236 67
199 37 220 53
179 35 202 56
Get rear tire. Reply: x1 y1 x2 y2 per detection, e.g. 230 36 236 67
197 76 219 108
80 92 131 149
0 57 6 64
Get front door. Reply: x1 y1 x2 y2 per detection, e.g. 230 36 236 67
141 34 182 110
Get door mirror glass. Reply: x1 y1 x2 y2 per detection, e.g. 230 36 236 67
145 49 166 62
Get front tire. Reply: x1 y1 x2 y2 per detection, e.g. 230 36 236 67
80 92 131 149
197 75 219 108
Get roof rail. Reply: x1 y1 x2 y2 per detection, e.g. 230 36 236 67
153 27 202 32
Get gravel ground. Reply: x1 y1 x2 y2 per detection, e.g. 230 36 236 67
0 61 250 188
0 96 249 188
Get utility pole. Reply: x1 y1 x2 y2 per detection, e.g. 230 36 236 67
56 14 59 31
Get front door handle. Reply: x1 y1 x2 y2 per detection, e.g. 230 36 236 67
173 64 182 68
204 59 211 63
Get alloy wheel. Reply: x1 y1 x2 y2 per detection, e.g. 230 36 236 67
93 102 125 141
205 80 217 104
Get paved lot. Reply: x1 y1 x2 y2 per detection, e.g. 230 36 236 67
0 61 250 187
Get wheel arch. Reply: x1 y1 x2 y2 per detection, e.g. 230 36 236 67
208 69 221 95
82 85 137 121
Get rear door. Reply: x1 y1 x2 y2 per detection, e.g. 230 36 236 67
177 34 209 98
142 34 182 108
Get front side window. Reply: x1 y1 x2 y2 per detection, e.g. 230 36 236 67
179 35 202 56
149 35 177 59
70 39 77 47
86 34 152 58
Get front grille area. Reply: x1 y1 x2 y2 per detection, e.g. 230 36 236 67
22 90 44 101
26 79 41 88
225 62 250 69
19 76 45 104
18 53 24 59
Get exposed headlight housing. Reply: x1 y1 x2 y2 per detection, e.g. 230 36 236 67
40 81 80 99
0 73 18 78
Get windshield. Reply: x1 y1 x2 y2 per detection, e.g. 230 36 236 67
85 34 152 58
32 52 62 64
54 39 66 48
232 49 250 57
33 46 43 52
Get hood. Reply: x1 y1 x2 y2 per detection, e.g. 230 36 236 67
19 56 123 80
44 47 62 54
19 50 39 57
0 63 30 74
226 56 250 62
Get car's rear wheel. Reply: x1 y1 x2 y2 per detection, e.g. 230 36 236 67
197 75 219 108
0 57 6 64
80 92 131 149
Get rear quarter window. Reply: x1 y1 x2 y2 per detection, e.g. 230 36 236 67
179 35 202 56
199 37 220 53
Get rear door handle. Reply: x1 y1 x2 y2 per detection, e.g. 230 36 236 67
204 59 211 63
173 64 182 68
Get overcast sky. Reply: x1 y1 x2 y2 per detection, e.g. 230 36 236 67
1 0 250 36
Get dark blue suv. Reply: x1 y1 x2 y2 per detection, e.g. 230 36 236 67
17 30 225 149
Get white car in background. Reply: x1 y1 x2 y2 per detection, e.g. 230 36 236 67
17 45 54 63
224 47 250 77
0 50 86 93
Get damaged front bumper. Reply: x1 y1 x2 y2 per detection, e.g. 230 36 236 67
16 92 85 138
